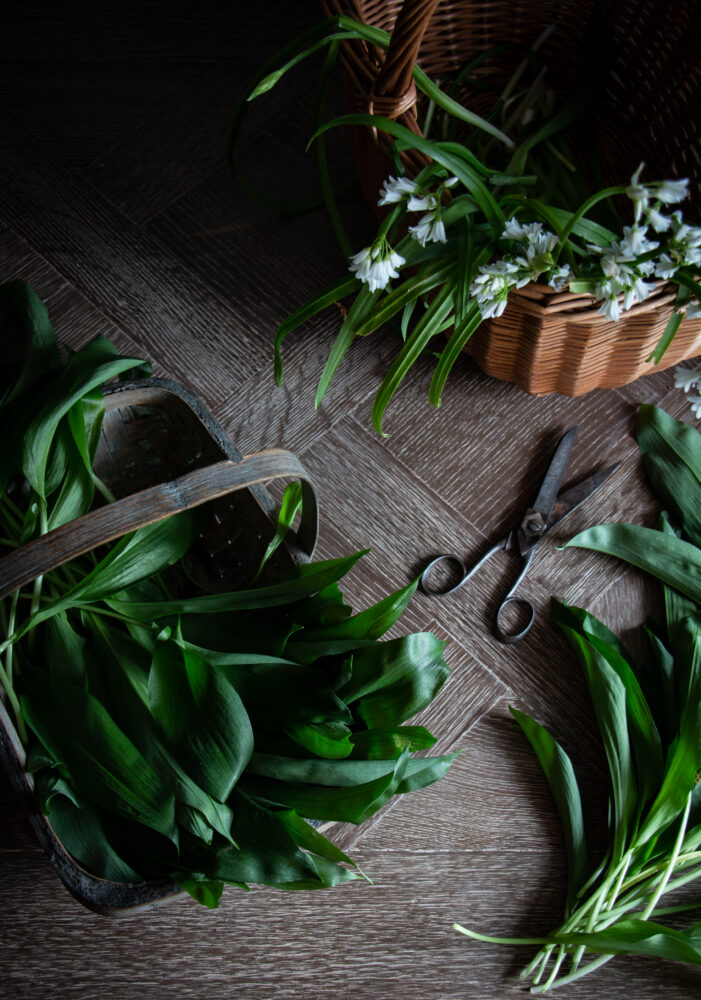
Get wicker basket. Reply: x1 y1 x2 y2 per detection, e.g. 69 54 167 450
322 0 701 395
0 378 317 915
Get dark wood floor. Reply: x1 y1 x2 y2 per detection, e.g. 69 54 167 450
1 3 700 997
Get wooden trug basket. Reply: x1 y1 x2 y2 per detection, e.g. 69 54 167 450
0 378 317 915
322 0 701 395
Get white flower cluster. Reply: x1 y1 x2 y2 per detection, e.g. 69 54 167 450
674 365 701 419
587 225 659 321
349 240 405 293
348 174 460 293
587 165 701 322
470 219 571 319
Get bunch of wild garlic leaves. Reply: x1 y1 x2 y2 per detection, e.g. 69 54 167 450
0 281 454 908
231 15 701 434
455 404 701 990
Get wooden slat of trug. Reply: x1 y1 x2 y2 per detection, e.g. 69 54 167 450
0 451 311 601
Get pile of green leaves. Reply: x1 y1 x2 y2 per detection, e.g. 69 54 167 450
0 281 454 908
455 404 701 990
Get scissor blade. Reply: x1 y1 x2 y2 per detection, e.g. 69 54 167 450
548 462 620 531
531 426 578 519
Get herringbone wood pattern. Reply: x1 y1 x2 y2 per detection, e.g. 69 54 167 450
1 3 699 997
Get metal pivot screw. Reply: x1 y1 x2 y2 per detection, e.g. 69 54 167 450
524 511 547 535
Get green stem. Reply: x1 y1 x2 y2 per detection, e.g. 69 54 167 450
553 186 626 261
453 923 548 947
641 792 692 919
92 471 117 505
531 953 613 992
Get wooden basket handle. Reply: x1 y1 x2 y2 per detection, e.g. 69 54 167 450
372 0 442 120
0 449 318 602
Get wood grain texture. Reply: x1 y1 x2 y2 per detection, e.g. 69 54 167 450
1 1 699 996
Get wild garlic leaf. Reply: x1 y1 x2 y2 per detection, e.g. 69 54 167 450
510 703 589 913
338 632 450 728
566 523 701 607
106 551 368 620
556 619 636 860
0 280 61 411
46 793 143 884
554 601 664 808
298 578 419 641
148 634 254 803
637 404 701 546
349 725 437 759
20 678 177 840
285 720 354 759
550 918 701 965
21 336 149 501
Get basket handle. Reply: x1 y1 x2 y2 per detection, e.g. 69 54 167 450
371 0 442 119
0 449 318 602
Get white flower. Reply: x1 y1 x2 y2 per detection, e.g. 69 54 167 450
645 205 672 232
443 176 460 189
349 242 405 292
655 253 678 279
654 177 689 204
689 394 701 419
622 276 655 309
408 191 438 213
687 300 701 319
547 264 572 292
598 294 621 322
409 211 446 246
377 175 417 206
619 225 658 257
626 162 650 221
470 259 520 319
674 365 701 392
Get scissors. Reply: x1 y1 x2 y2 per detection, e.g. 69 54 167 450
420 426 619 644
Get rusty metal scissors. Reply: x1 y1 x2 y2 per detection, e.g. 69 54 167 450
420 427 618 644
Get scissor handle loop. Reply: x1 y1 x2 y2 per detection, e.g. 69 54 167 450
495 595 536 644
419 553 468 596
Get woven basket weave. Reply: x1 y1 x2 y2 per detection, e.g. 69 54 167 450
322 0 701 395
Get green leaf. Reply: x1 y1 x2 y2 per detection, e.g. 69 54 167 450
21 335 148 501
565 523 701 607
372 283 455 435
148 634 254 802
252 480 303 580
245 750 454 788
286 720 354 758
637 404 701 546
510 704 588 912
242 749 411 823
299 578 418 642
553 601 664 809
551 917 701 965
44 793 143 884
310 113 505 235
0 280 61 411
648 309 684 364
555 616 636 860
350 725 437 759
314 283 381 409
273 274 359 386
21 677 177 839
639 615 701 843
107 551 368 620
177 877 225 909
85 616 236 844
339 632 450 729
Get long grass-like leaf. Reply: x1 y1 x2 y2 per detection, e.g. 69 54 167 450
566 523 701 607
371 283 455 434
